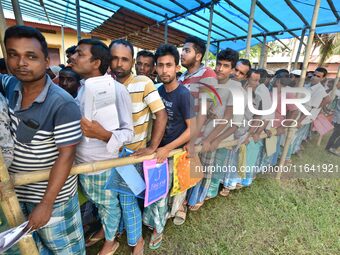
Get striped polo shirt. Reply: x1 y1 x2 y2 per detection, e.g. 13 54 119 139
123 74 165 151
0 74 82 204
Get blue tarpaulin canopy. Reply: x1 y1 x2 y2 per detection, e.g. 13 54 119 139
1 0 340 51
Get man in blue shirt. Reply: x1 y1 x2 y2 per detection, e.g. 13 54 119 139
1 25 84 254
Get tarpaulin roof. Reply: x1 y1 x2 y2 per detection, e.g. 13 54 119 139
2 0 340 52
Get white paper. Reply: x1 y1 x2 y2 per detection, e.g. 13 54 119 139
0 217 64 253
83 75 119 132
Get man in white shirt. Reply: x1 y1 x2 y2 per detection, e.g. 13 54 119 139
70 39 134 255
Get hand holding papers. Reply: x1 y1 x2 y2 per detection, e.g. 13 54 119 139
0 217 63 253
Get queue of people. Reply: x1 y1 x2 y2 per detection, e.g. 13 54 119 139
0 25 339 255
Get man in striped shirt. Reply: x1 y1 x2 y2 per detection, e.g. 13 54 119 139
1 26 84 254
110 39 167 255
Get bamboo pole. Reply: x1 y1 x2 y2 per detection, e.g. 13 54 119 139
0 152 39 254
205 3 214 67
277 0 321 179
259 35 267 68
245 0 257 59
0 1 6 57
293 28 306 70
12 130 276 187
288 38 298 71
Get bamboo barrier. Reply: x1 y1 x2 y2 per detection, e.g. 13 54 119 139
0 153 39 254
12 130 276 187
0 129 278 255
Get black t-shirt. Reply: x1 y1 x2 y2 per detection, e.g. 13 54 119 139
158 84 195 147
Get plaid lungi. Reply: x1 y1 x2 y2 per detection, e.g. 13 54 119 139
206 148 231 198
118 193 142 246
79 170 120 241
20 193 85 255
117 163 143 246
187 151 215 206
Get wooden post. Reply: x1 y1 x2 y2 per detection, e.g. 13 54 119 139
277 0 321 179
245 0 257 59
0 152 39 254
205 3 214 67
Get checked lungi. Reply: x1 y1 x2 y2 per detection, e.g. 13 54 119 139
79 170 120 241
20 193 85 255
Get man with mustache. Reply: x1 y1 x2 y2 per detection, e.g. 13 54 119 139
70 38 134 255
0 25 84 254
110 39 167 255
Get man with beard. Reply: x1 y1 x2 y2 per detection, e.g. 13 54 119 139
70 38 134 255
178 36 218 215
1 25 84 254
109 39 167 255
143 44 195 249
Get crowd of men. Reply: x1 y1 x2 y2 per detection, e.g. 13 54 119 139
0 25 339 255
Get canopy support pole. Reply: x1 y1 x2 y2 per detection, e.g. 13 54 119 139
11 0 23 25
0 153 39 255
75 0 81 42
205 3 214 67
164 14 168 44
61 25 66 64
277 0 321 179
293 28 306 70
245 0 256 59
259 35 267 68
0 1 7 57
288 38 298 71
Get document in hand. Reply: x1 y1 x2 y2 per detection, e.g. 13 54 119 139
83 75 119 132
0 217 63 253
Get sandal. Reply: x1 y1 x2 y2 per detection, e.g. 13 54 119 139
149 232 163 250
189 201 204 211
173 205 187 225
86 232 104 247
219 187 230 197
97 241 119 255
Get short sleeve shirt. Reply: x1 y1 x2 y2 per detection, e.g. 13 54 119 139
158 84 195 147
123 74 165 150
1 74 82 204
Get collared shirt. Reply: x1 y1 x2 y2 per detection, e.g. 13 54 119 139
75 76 134 171
0 74 82 204
122 74 165 151
0 93 14 168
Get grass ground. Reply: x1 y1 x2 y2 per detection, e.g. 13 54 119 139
1 134 339 254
